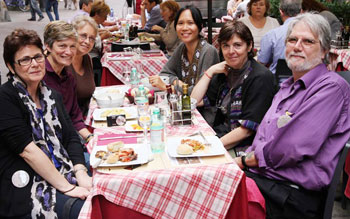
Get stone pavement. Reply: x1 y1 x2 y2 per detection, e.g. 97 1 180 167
1 1 350 218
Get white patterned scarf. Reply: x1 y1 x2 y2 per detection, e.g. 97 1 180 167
10 74 76 218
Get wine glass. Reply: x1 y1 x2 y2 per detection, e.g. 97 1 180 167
137 106 151 145
122 65 131 84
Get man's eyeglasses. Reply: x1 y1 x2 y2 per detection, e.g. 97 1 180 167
16 54 45 66
79 33 96 43
286 37 319 48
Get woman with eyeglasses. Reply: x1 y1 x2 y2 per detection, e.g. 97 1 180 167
68 15 98 116
191 21 276 156
43 21 94 144
0 29 90 218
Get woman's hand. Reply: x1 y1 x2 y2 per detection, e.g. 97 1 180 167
206 61 228 77
151 25 163 32
64 185 91 200
149 75 167 90
75 170 92 191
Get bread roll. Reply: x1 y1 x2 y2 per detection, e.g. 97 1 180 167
176 144 194 155
106 154 119 164
107 141 124 152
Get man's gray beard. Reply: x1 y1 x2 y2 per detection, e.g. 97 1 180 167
286 54 323 74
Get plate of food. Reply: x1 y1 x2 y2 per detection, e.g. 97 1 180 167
90 141 150 167
139 36 155 43
167 136 226 158
93 107 137 121
125 120 150 132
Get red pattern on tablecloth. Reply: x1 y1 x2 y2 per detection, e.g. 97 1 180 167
202 28 220 50
329 48 350 71
101 52 168 84
79 163 244 219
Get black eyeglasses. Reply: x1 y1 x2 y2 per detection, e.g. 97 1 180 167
79 33 96 43
15 54 45 66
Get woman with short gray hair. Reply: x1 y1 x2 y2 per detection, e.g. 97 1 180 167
43 20 94 143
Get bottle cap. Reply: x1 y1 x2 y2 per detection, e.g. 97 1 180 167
139 84 144 90
153 107 160 115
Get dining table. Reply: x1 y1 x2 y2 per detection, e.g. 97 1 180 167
80 85 266 219
100 51 168 86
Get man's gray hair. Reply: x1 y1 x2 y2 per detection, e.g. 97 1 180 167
286 12 331 63
280 0 301 17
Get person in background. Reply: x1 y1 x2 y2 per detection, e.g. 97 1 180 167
141 0 166 32
69 15 97 116
27 0 44 21
89 0 118 86
0 28 90 219
191 20 276 155
235 13 350 218
232 0 249 18
258 0 302 74
152 5 220 94
43 21 94 143
69 0 93 23
302 0 342 40
46 0 60 21
239 0 279 49
139 0 180 56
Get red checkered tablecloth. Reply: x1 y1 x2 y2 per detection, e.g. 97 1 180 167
329 48 350 71
79 163 243 219
202 27 221 50
101 52 168 84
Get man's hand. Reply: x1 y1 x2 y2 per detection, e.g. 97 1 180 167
234 151 258 169
140 0 146 11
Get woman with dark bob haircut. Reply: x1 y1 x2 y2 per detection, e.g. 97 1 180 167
151 5 219 94
0 29 90 218
191 20 276 155
239 0 279 49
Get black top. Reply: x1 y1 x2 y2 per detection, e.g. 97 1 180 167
203 59 276 148
0 81 85 217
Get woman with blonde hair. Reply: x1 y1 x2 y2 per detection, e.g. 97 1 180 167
69 15 98 116
140 0 181 56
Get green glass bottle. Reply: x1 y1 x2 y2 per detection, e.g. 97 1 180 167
181 84 191 125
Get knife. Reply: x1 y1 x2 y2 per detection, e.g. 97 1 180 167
199 131 212 147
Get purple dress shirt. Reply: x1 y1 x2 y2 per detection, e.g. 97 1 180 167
43 59 86 132
246 64 350 190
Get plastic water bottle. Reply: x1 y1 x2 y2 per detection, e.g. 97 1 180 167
135 85 149 107
150 108 165 153
130 67 140 86
110 8 115 22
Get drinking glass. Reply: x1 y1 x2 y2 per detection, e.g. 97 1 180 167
122 65 131 84
137 106 151 145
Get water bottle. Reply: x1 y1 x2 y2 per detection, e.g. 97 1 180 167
130 67 140 86
110 8 115 22
150 107 165 153
135 85 149 107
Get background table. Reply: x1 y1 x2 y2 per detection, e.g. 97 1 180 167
329 48 350 71
100 52 168 86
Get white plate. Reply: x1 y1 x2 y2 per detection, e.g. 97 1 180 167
125 120 150 132
167 136 226 158
93 107 137 121
93 87 127 96
90 144 150 167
